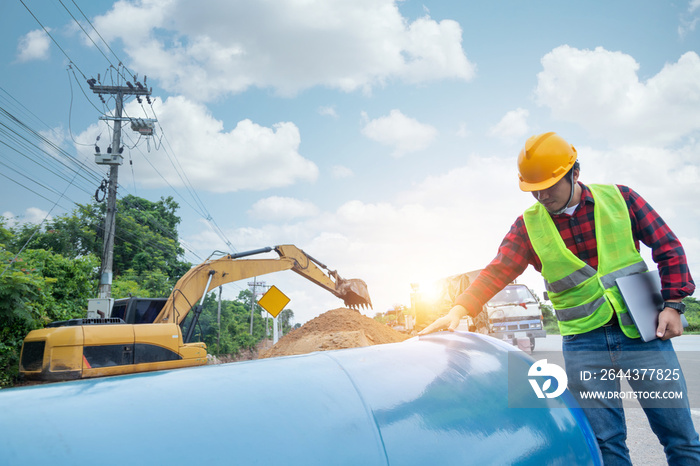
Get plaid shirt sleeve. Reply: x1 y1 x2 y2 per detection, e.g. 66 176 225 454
455 184 695 317
454 217 533 317
620 185 695 300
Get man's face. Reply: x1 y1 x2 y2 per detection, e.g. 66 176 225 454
531 171 578 213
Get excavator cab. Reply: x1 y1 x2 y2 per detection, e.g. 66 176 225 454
110 298 168 324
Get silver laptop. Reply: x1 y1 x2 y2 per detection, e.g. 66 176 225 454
615 270 688 342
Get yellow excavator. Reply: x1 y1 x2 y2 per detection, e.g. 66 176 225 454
19 245 372 381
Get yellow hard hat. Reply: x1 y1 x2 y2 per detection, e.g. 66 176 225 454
517 132 577 192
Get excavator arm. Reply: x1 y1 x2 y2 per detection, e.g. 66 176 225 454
154 245 372 325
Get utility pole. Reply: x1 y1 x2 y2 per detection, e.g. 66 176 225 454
217 286 222 353
248 279 266 334
88 75 153 299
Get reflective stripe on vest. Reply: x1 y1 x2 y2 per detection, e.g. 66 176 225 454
552 261 648 321
523 184 646 337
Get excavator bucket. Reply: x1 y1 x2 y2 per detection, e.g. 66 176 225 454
336 278 373 310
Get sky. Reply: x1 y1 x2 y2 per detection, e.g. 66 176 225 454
1 0 700 326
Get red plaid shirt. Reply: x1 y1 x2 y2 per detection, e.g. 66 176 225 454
455 183 695 317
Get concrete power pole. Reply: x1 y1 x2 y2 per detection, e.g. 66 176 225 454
88 76 153 299
248 279 266 334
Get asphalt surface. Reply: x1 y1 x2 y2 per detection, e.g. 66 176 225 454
532 334 700 465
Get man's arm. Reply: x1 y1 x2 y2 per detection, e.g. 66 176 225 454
418 218 531 335
622 185 695 300
622 185 694 340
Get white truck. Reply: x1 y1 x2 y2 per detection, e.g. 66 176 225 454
418 271 546 350
483 283 546 350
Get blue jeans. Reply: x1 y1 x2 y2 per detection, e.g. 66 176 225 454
562 323 700 465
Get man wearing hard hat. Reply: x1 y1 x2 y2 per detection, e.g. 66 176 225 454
420 132 700 464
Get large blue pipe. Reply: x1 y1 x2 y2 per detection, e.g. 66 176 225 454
0 332 601 465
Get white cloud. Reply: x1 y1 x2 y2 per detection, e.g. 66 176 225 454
26 207 50 224
535 46 700 145
248 197 319 220
568 142 700 223
487 108 530 141
331 165 353 178
318 106 338 118
401 15 476 84
38 126 67 160
16 29 51 62
456 122 470 138
361 109 437 157
679 0 700 36
80 96 318 193
2 208 51 226
91 0 475 100
2 212 18 227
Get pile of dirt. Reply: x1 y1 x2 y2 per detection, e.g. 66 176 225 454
258 308 411 359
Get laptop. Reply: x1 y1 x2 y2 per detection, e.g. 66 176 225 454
615 270 688 342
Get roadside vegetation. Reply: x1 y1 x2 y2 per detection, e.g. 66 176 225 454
0 196 291 388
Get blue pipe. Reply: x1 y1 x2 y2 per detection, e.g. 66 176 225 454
0 332 601 465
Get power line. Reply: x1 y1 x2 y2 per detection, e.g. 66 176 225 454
0 96 202 265
18 0 87 80
0 102 104 190
55 0 238 254
0 100 186 263
0 170 73 212
123 128 240 257
0 167 82 279
146 112 239 253
67 65 105 115
57 0 116 69
14 0 239 260
0 156 78 206
57 0 139 90
0 103 99 202
68 0 134 79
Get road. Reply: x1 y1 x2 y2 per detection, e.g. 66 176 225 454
532 334 700 465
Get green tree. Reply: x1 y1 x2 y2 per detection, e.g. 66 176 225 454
114 268 173 298
109 195 189 281
0 248 98 387
0 219 15 246
0 194 191 387
182 291 265 356
181 289 297 357
540 303 558 334
6 206 99 260
277 308 295 336
3 196 190 298
683 297 699 333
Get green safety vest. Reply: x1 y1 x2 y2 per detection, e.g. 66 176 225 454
523 184 647 337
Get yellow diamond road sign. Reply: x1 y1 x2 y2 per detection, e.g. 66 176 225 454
258 285 290 318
